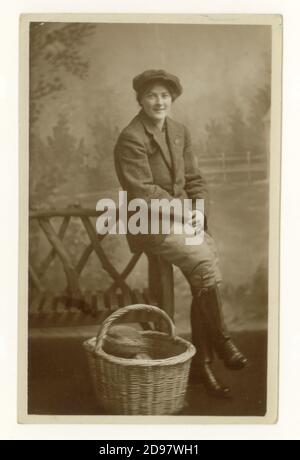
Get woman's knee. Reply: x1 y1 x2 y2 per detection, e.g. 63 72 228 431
188 259 219 292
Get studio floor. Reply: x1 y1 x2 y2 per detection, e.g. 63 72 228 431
27 328 267 417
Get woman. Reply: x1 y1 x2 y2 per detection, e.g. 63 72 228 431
114 69 247 398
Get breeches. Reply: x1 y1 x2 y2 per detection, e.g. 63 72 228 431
149 231 222 297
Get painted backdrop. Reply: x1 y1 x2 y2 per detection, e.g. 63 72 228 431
29 22 271 332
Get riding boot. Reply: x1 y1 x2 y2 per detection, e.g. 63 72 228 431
190 297 231 399
199 286 248 370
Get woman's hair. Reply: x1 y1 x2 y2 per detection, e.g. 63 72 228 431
136 79 177 106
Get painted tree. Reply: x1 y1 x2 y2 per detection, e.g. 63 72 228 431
227 106 249 157
30 22 96 125
246 84 271 156
204 118 228 157
29 22 96 204
88 113 120 191
30 114 87 204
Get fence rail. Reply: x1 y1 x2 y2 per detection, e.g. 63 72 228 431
198 152 268 183
28 205 174 327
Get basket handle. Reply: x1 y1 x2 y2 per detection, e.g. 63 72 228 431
95 304 175 352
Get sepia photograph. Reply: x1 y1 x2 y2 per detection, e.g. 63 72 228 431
18 14 282 423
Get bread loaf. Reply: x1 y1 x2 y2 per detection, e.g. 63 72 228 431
103 325 151 359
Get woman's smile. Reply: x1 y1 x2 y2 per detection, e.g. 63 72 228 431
139 83 172 126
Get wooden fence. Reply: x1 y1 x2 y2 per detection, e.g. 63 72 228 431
198 152 268 183
28 205 174 328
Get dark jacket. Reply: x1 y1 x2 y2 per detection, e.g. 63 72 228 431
114 110 209 252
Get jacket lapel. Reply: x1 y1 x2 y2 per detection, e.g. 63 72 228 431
139 111 173 171
166 116 182 180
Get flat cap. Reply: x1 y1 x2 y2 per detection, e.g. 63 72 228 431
132 69 183 99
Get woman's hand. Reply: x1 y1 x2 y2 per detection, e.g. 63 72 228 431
188 209 205 234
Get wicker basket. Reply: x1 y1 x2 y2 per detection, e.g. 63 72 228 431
83 304 196 415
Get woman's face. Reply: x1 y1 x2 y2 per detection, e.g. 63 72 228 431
139 83 172 123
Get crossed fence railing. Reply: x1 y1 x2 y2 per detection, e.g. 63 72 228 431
28 204 174 328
